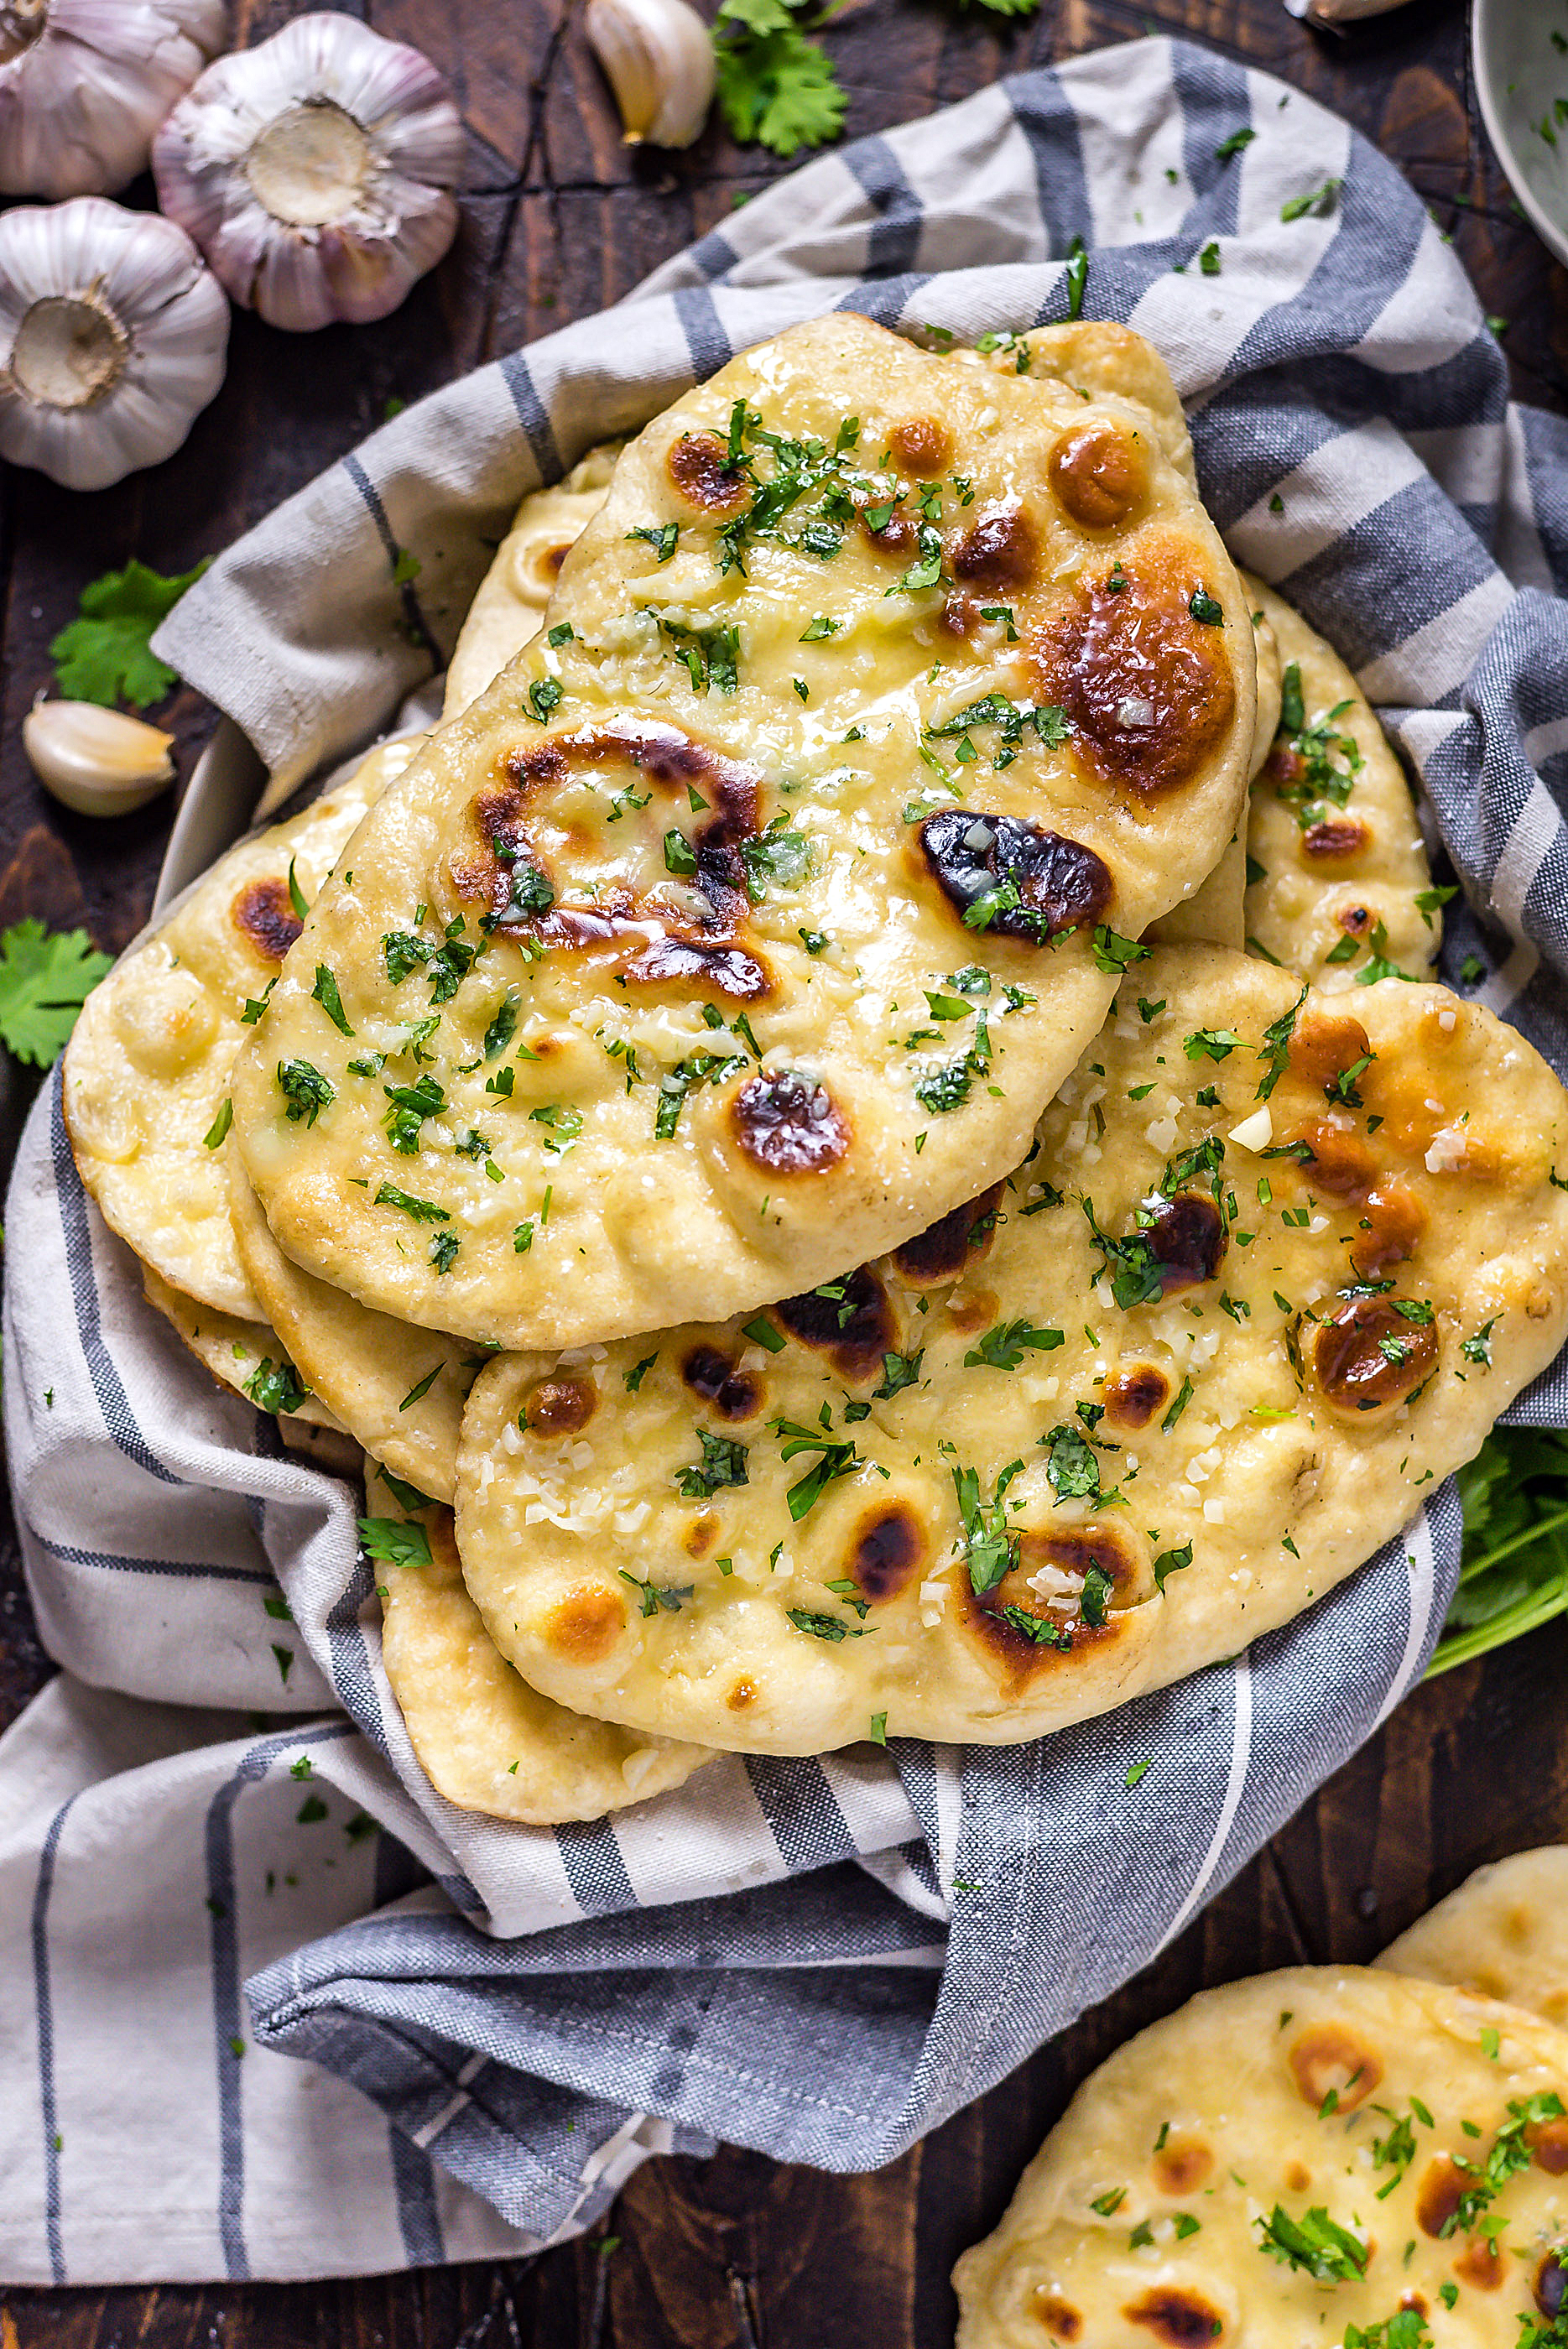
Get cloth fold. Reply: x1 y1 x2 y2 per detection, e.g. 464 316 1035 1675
8 33 1568 2286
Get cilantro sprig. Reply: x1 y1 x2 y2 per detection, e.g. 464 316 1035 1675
712 0 846 159
0 920 111 1065
49 558 208 708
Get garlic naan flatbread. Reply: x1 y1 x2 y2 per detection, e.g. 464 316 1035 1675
454 944 1568 1754
441 445 621 721
1245 577 1440 991
139 1264 344 1432
232 312 1257 1352
371 1492 709 1822
229 1157 471 1503
65 737 422 1319
1380 1849 1568 2034
953 1966 1568 2349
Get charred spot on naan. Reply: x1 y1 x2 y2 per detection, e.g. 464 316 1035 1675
952 500 1039 593
891 1185 1003 1286
1153 2137 1213 2195
1287 2024 1383 2112
1030 2290 1083 2343
447 721 779 1002
1352 1184 1426 1279
1104 1362 1170 1430
522 1374 597 1436
918 810 1112 945
667 430 749 515
956 1523 1143 1689
846 1502 927 1603
680 1344 764 1423
731 1070 850 1175
1303 816 1372 862
887 414 953 477
1534 2247 1567 2317
1310 1296 1438 1419
769 1265 895 1380
232 878 304 963
1123 2289 1226 2347
1038 537 1237 799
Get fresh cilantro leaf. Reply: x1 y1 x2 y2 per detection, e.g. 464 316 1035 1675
713 0 847 161
965 1318 1064 1370
0 921 111 1065
357 1516 434 1570
1044 1422 1099 1502
49 559 208 707
1091 925 1151 975
675 1430 749 1497
277 1058 334 1127
373 1182 451 1224
204 1097 233 1149
244 1357 310 1415
311 964 354 1037
1280 178 1341 222
786 1607 869 1642
874 1347 924 1399
1254 2204 1367 2280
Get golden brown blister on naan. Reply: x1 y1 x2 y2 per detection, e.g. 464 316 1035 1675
372 1494 711 1822
951 1966 1568 2349
232 312 1257 1352
1380 1849 1568 2034
64 736 422 1319
1245 575 1440 989
454 945 1568 1754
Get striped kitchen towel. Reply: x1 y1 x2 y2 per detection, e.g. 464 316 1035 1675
5 33 1568 2284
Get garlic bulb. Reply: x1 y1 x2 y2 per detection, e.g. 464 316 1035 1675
152 13 466 333
0 197 228 489
586 0 715 149
0 0 226 201
25 700 175 815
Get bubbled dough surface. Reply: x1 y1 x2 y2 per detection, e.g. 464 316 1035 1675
378 1502 710 1823
1244 576 1439 989
139 1263 345 1430
454 945 1568 1754
441 445 622 721
1379 1849 1568 2034
63 737 421 1320
952 1966 1568 2349
229 1156 471 1504
235 313 1256 1352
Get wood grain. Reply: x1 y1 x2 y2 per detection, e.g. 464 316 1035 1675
3 0 1565 2340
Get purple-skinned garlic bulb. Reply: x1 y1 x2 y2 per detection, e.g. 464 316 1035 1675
152 12 466 334
0 0 227 200
0 196 228 488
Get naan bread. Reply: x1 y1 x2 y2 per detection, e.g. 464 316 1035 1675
232 312 1257 1352
1379 1850 1568 2033
454 944 1568 1753
952 1966 1568 2349
441 446 621 721
139 1264 345 1432
1245 577 1439 990
371 1490 709 1821
64 736 422 1320
229 1156 471 1503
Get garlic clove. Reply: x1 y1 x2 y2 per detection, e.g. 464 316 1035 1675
0 0 227 201
0 196 228 490
152 13 467 334
586 0 716 150
25 699 175 816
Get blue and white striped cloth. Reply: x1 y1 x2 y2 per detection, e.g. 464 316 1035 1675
6 34 1568 2284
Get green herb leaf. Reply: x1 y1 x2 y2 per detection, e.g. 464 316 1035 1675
0 921 111 1065
357 1516 434 1570
49 558 208 707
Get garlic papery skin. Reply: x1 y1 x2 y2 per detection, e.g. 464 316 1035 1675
25 700 175 816
0 0 226 200
0 197 229 489
152 13 466 334
586 0 715 149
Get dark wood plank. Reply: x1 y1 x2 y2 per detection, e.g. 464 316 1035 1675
3 1 1566 2343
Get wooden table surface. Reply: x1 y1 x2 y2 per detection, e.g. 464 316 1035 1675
2 0 1565 2341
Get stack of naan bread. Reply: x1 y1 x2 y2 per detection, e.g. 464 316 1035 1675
63 315 1568 1819
956 1846 1568 2349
